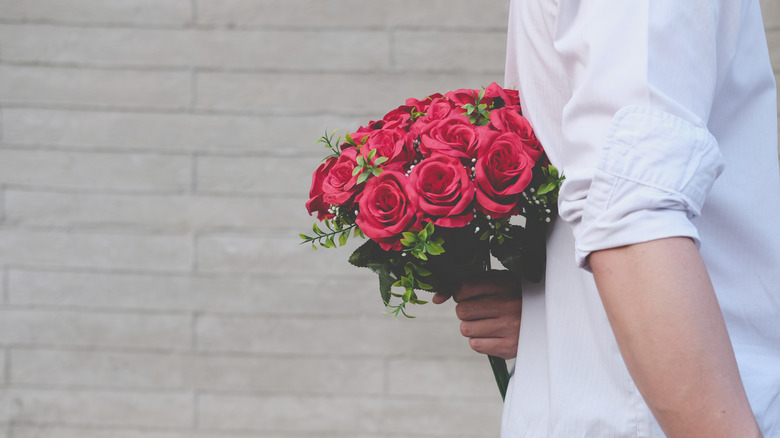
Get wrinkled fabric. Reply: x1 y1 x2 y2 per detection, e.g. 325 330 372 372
502 0 780 436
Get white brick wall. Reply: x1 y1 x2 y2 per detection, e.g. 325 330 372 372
0 1 777 437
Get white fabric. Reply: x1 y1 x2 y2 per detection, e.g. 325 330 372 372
502 0 780 436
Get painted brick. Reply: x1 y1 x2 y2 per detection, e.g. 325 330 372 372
4 190 311 231
0 24 388 71
196 156 315 195
0 229 192 271
0 0 192 26
196 314 468 356
762 0 780 30
386 357 500 398
0 349 5 384
0 149 190 192
7 270 381 315
394 30 507 74
196 71 502 113
0 268 5 302
11 349 383 394
198 393 502 435
769 29 780 74
0 389 192 428
197 0 509 30
0 65 190 109
196 233 357 275
0 309 191 349
3 108 361 153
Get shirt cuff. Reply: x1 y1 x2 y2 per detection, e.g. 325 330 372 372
573 105 725 270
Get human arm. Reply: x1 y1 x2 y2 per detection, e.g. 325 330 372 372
590 237 761 437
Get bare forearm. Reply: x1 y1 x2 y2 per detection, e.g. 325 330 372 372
590 237 760 437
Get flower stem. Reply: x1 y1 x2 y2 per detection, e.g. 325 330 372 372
483 249 511 401
489 354 510 401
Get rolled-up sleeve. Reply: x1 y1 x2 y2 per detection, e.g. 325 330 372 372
552 0 729 269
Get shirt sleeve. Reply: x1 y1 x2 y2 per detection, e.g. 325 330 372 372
551 0 730 270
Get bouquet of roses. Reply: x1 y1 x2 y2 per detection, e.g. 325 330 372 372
301 83 562 399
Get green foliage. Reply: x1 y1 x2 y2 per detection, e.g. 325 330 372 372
353 148 387 184
400 222 445 261
462 89 491 126
536 165 564 205
316 130 341 160
300 213 359 250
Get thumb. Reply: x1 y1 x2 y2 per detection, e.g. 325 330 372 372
432 291 452 304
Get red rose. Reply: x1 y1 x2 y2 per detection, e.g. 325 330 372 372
356 171 422 251
348 124 376 148
360 128 415 171
322 147 360 206
382 105 413 129
444 88 487 108
489 107 543 161
306 157 336 220
409 98 457 137
418 115 499 162
406 93 444 113
410 155 475 228
475 132 535 218
483 82 520 108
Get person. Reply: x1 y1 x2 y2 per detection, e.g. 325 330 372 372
433 0 780 436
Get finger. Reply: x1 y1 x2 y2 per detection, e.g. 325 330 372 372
455 294 522 321
460 315 521 339
454 272 518 302
431 291 451 304
468 337 518 360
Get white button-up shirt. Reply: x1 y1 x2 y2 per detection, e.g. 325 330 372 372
503 0 780 436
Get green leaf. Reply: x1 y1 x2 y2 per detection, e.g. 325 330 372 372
348 240 396 306
312 223 323 234
417 281 433 290
401 232 418 244
357 172 370 184
371 168 382 177
415 266 432 276
537 183 554 195
374 156 388 165
352 166 362 176
338 231 349 246
426 242 445 255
